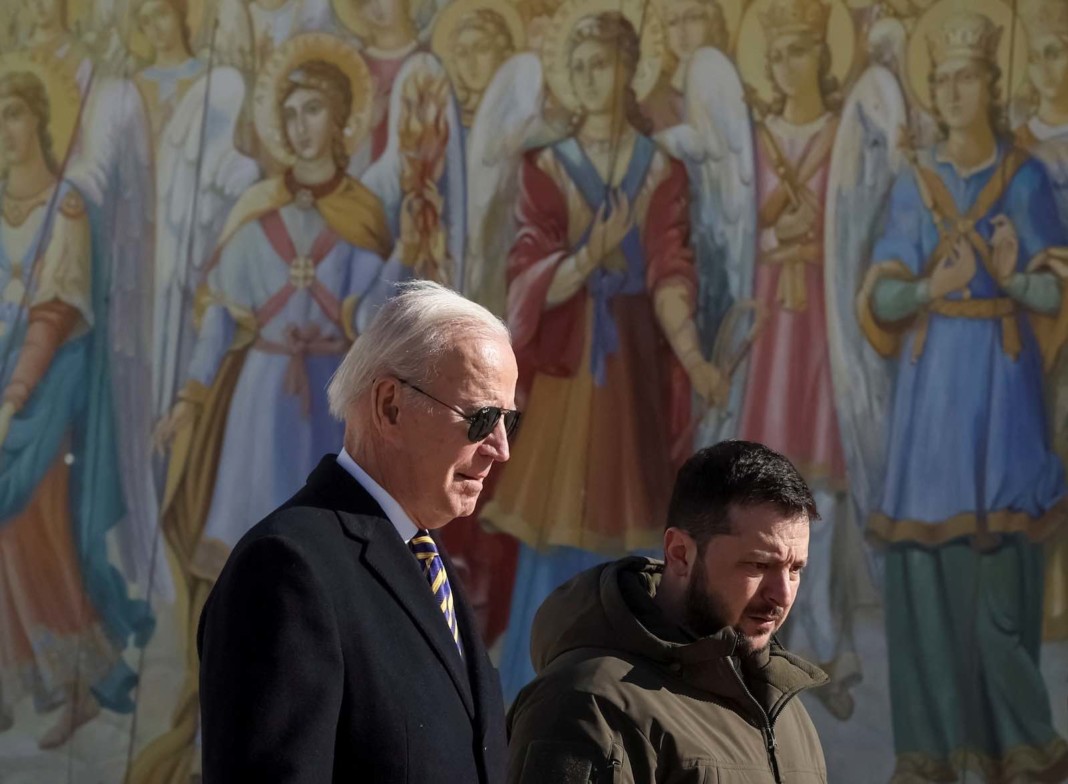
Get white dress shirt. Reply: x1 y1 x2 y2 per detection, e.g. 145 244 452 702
336 448 466 658
336 448 419 543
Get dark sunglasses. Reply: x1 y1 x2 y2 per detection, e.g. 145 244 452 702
398 379 522 443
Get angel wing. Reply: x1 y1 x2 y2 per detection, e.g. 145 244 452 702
361 51 467 289
655 47 757 446
824 64 908 524
152 66 260 419
866 15 938 149
464 52 563 315
66 77 172 599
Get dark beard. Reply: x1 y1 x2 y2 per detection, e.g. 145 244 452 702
683 556 774 658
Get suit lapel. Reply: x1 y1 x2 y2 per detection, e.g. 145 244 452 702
296 457 476 718
442 541 501 746
353 522 475 717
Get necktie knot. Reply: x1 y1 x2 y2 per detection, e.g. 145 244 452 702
409 531 463 657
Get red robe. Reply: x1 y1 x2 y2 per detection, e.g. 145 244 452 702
484 144 696 552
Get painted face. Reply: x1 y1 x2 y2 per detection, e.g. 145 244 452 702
933 57 992 131
355 0 405 32
392 336 518 528
1028 33 1068 104
0 95 40 168
137 0 184 55
451 24 511 95
664 0 717 62
569 37 626 115
768 31 823 101
282 86 335 163
24 0 63 30
683 504 809 655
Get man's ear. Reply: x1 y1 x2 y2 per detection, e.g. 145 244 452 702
370 377 403 438
663 527 698 580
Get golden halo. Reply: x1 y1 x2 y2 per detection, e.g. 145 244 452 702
431 0 527 63
253 33 373 167
736 0 854 107
652 0 746 56
542 0 665 113
905 0 1027 113
0 51 82 164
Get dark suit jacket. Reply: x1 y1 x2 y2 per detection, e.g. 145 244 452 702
198 455 508 783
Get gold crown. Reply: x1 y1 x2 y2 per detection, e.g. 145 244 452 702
1021 0 1068 39
926 12 1002 66
758 0 830 40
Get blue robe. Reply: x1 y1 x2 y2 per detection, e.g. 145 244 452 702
868 144 1068 780
0 180 154 713
872 144 1066 536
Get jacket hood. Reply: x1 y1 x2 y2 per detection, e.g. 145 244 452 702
529 556 827 711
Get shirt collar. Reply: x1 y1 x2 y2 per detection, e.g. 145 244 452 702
336 448 420 544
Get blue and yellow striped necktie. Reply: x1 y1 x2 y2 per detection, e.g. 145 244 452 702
409 531 463 657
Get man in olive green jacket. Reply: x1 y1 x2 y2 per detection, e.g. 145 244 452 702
507 441 829 783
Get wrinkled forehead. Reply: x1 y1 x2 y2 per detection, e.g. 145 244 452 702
724 502 810 540
434 334 516 398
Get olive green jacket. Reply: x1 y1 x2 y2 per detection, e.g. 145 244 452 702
507 557 828 783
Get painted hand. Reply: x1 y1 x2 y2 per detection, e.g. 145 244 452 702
990 214 1019 284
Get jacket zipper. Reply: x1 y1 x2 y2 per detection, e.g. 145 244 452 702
762 725 782 784
727 659 784 784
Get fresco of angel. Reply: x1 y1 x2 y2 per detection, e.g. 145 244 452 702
142 0 260 428
431 0 523 130
462 24 560 315
642 0 732 128
333 0 465 288
126 0 212 140
0 53 154 751
1014 0 1068 646
836 3 1068 779
676 0 873 720
11 0 93 91
136 33 394 780
476 0 724 695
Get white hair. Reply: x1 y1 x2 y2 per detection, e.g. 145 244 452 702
327 280 510 420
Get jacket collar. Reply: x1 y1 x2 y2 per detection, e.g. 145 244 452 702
604 558 827 722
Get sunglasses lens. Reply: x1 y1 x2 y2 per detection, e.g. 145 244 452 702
468 408 500 442
503 410 521 438
466 408 522 442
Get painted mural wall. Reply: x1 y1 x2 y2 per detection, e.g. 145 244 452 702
0 0 1066 781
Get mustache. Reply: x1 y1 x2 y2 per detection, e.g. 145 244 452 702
747 603 785 620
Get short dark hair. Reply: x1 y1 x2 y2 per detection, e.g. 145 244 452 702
667 440 819 546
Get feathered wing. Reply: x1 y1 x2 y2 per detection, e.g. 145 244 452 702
867 15 938 149
464 52 560 315
824 64 908 525
361 51 467 289
656 47 757 446
152 65 260 420
66 77 171 598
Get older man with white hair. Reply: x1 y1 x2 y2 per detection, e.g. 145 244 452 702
197 281 518 784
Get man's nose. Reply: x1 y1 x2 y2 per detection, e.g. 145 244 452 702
761 568 791 609
479 416 510 462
